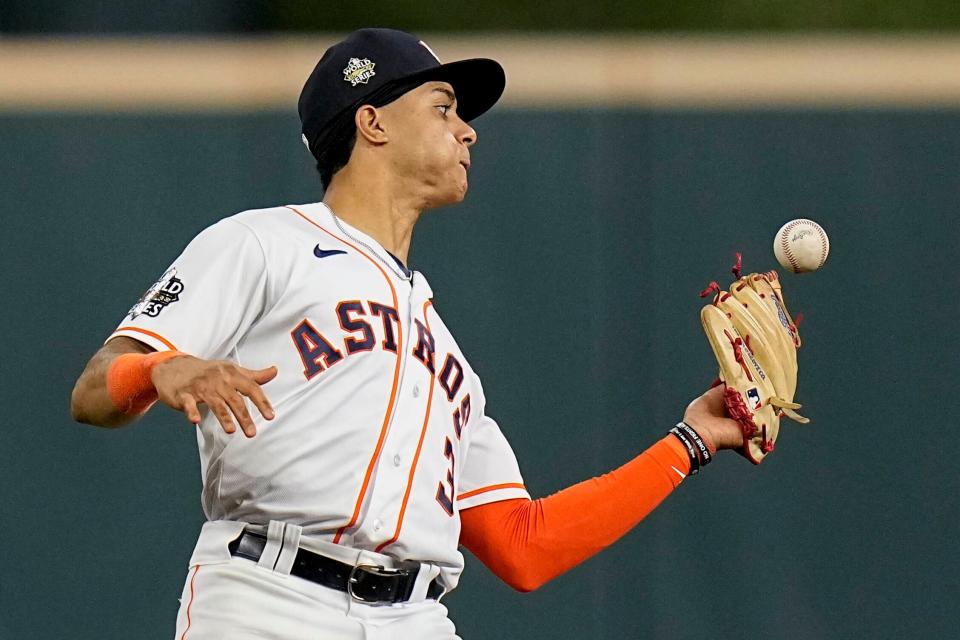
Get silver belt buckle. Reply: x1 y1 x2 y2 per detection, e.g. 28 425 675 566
347 563 410 605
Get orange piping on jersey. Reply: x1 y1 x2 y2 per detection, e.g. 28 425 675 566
179 565 200 640
375 300 436 553
285 205 403 544
458 482 527 501
114 326 178 351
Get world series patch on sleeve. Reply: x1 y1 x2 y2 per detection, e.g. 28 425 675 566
699 255 810 464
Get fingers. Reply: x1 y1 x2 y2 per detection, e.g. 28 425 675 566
222 387 257 438
205 394 238 435
167 361 278 436
245 365 278 385
685 385 727 422
180 392 202 424
708 383 725 398
194 386 269 437
701 384 726 407
183 389 257 437
237 378 275 421
234 365 276 422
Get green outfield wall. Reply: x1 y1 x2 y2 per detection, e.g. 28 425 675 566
0 109 957 639
5 0 960 33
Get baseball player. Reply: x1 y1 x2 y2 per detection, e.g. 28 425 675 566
71 28 744 639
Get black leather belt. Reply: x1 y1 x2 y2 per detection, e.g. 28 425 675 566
228 530 445 604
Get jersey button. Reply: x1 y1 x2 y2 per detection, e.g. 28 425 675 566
373 519 383 532
393 454 401 466
412 385 420 398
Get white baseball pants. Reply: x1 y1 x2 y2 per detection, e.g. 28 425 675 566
172 520 460 640
172 558 461 639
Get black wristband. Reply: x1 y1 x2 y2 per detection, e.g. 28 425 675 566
668 426 700 475
677 421 713 467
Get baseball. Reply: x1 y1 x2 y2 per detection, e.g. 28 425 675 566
773 218 829 273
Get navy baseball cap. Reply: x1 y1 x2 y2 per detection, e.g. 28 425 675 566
299 28 506 162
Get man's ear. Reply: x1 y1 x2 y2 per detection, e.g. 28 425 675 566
355 105 388 145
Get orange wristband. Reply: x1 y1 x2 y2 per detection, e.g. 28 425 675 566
106 351 185 414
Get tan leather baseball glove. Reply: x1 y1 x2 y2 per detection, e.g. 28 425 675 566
699 257 809 464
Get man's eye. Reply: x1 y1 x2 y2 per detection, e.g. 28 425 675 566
436 104 451 116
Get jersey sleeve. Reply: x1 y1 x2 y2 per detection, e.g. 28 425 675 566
107 218 267 359
457 392 530 510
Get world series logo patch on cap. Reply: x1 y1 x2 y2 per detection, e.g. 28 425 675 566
343 58 376 86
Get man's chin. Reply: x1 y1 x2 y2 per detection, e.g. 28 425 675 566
453 179 469 202
427 185 468 209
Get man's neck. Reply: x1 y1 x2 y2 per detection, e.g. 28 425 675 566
322 169 423 265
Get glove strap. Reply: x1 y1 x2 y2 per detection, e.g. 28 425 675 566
668 422 713 475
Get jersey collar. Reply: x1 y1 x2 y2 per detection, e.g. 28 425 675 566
317 202 415 282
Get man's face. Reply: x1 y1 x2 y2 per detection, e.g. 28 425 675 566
378 81 477 207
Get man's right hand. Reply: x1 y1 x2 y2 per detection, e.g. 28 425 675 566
683 384 744 452
151 356 277 437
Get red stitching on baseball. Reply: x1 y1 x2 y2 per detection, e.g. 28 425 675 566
780 220 803 272
813 222 828 269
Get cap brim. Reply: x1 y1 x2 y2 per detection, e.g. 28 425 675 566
399 58 506 122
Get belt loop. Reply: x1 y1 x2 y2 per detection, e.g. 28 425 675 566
408 562 441 603
256 520 286 572
273 523 302 577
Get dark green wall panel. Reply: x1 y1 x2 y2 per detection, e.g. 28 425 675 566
6 0 960 32
1 109 957 639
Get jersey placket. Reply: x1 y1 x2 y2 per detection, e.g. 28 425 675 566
355 277 434 550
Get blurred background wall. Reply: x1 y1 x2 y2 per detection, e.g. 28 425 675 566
1 4 958 640
5 0 960 32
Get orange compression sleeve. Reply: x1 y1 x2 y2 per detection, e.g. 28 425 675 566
459 435 691 592
106 351 184 414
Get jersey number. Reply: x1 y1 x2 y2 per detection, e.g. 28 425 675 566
435 437 456 516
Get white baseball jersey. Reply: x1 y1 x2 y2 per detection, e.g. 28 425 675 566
108 202 529 590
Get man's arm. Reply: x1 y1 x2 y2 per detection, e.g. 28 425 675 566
71 337 278 436
71 337 155 427
459 385 742 592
